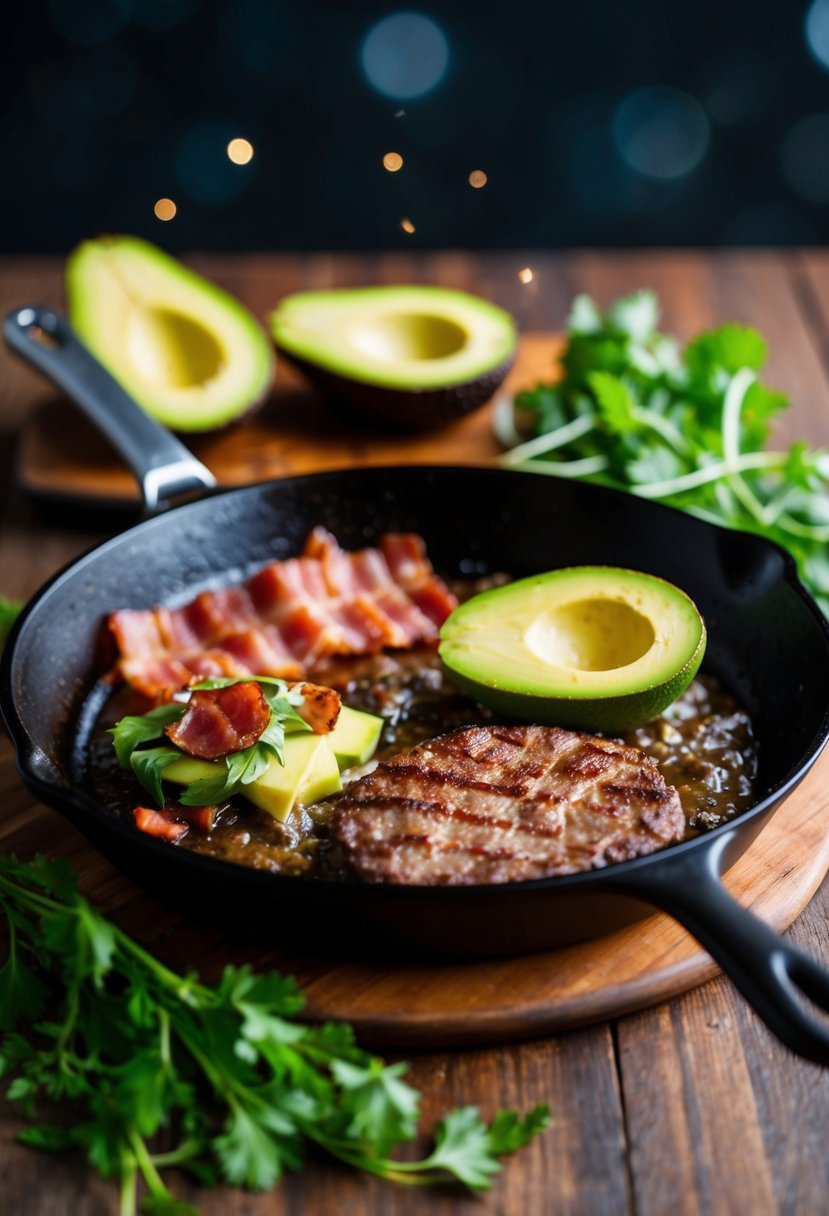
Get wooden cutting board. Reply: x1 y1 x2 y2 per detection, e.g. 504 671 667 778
11 328 829 1047
16 333 562 506
288 751 829 1046
2 740 826 1050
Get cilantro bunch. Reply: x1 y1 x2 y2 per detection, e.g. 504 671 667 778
110 677 309 807
496 291 829 618
0 855 548 1214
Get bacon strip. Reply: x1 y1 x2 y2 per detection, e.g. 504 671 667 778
107 530 457 701
166 682 271 760
133 806 189 843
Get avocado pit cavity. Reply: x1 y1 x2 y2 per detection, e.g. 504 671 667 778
66 234 273 431
349 312 468 363
269 285 517 430
125 307 225 389
439 566 707 733
523 598 656 673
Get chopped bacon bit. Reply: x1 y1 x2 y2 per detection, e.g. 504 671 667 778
177 804 219 833
292 681 342 733
166 682 271 760
107 530 456 701
133 806 189 843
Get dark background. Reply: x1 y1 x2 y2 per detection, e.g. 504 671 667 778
3 0 829 253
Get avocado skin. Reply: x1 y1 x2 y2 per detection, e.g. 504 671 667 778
443 637 706 735
277 347 515 431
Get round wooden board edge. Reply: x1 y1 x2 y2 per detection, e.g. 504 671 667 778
296 755 829 1048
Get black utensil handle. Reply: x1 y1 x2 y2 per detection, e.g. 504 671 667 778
3 305 216 511
612 831 829 1065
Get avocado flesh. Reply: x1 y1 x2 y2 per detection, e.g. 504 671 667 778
326 705 384 767
269 286 517 430
161 706 382 821
162 734 342 823
66 235 273 432
439 566 707 733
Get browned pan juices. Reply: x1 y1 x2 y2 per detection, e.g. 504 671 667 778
86 642 758 879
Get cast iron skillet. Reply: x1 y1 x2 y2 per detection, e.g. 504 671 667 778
4 307 829 1065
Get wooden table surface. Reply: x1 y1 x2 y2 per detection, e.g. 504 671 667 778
2 249 829 1215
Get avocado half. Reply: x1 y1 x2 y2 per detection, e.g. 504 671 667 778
269 285 517 430
66 235 274 432
439 566 707 734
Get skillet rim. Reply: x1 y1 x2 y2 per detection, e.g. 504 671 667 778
3 463 829 900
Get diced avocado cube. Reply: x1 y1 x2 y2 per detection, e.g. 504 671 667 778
162 756 219 784
328 705 384 768
245 735 341 821
162 734 343 823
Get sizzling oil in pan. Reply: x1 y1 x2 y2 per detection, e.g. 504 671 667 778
85 642 758 880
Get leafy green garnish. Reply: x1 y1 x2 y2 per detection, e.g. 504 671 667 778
109 678 309 808
0 597 22 650
0 855 549 1212
498 290 829 619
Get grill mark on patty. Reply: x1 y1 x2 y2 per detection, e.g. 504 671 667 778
365 760 542 799
345 794 566 837
332 724 685 885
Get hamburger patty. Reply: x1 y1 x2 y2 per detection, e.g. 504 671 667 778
331 724 685 885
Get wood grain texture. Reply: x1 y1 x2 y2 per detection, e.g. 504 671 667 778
16 333 555 505
3 251 829 1216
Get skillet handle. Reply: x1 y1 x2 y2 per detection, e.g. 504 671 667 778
611 830 829 1065
3 305 216 512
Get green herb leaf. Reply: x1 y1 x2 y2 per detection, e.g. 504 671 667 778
425 1105 504 1189
0 855 549 1213
112 678 313 805
588 371 639 435
110 705 185 768
0 596 22 650
332 1058 420 1157
130 746 181 808
498 290 829 619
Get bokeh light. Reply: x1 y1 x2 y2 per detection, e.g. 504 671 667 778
518 267 534 284
612 87 709 180
227 137 254 164
154 197 177 221
781 114 829 204
361 12 449 100
805 0 829 73
400 217 416 233
468 169 487 188
383 151 404 172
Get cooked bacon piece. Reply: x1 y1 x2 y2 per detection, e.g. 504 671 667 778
134 806 189 843
177 803 220 833
380 534 458 626
107 529 455 701
220 627 304 679
166 681 271 759
292 681 342 733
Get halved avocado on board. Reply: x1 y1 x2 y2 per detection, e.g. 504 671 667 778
66 235 274 432
269 285 517 430
439 566 707 734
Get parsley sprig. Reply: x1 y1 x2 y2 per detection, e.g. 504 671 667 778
0 854 549 1213
496 290 829 618
109 678 309 808
0 596 21 649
